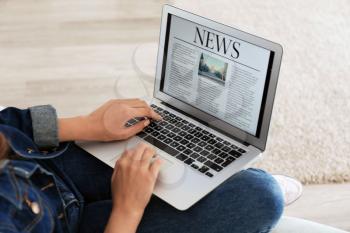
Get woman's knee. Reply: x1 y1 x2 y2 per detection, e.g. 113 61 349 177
211 168 284 232
237 168 284 231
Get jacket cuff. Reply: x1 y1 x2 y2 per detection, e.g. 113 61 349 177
29 105 59 148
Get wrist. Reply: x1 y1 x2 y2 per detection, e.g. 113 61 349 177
105 206 143 233
58 116 91 141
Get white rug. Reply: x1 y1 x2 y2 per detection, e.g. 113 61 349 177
136 0 350 184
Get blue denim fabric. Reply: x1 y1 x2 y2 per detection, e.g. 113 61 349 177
0 107 82 233
0 107 284 233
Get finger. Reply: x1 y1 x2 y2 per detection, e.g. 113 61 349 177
129 107 162 121
132 142 148 161
119 149 133 164
123 119 150 138
140 146 156 167
150 157 163 178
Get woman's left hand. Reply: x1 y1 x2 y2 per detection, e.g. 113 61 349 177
58 99 162 142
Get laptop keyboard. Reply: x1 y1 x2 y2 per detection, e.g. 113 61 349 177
126 104 247 178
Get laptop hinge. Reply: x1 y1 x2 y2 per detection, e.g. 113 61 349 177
160 101 250 147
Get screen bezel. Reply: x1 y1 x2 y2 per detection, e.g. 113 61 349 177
154 5 283 151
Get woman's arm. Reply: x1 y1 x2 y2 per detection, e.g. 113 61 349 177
105 143 162 233
58 99 161 142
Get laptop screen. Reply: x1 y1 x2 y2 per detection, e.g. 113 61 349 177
160 14 274 137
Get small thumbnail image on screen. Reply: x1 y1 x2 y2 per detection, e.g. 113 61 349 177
198 53 228 85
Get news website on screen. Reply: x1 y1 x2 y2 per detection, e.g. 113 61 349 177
162 15 273 136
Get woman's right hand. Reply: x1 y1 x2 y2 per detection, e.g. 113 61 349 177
105 143 163 233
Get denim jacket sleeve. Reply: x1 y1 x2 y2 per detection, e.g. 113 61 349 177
0 105 59 149
0 213 18 233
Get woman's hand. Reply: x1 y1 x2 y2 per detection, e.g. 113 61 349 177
105 143 163 233
58 99 162 142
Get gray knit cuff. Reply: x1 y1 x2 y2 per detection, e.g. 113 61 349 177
29 105 59 149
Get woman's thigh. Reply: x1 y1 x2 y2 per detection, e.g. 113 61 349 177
53 143 114 203
79 168 284 233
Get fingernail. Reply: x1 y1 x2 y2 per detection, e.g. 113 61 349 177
144 120 150 126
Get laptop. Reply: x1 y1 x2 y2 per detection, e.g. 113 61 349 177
77 5 283 210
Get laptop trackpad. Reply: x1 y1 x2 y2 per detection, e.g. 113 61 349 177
127 137 185 185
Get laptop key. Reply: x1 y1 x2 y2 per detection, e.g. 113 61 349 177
176 154 188 161
179 139 189 145
171 127 181 133
214 157 224 164
197 156 207 163
218 152 228 159
238 148 246 153
184 158 194 165
157 134 166 141
137 131 147 138
201 135 210 141
165 125 174 130
143 136 179 157
170 141 179 148
183 149 192 155
193 146 202 153
207 139 216 144
181 125 191 131
190 152 200 159
175 122 184 128
198 166 209 173
151 131 160 137
159 121 168 127
222 157 236 167
207 154 217 160
205 145 214 151
160 129 169 135
198 141 207 147
204 161 223 172
200 150 210 156
176 145 186 151
221 146 231 152
179 131 187 137
214 142 224 149
191 164 199 169
229 150 242 158
188 123 196 128
154 125 162 131
163 138 173 144
173 136 182 141
188 129 196 134
186 142 196 149
145 128 153 133
223 140 230 145
202 130 209 135
194 132 203 138
185 134 194 140
191 138 200 143
212 148 221 155
205 172 213 178
167 132 176 138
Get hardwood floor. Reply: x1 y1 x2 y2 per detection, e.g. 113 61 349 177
0 0 349 231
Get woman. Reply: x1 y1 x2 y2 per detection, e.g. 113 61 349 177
0 99 297 233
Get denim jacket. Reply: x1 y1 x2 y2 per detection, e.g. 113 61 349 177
0 106 83 233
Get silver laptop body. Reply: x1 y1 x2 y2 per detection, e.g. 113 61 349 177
78 5 283 210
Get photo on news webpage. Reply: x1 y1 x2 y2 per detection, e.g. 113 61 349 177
162 15 272 136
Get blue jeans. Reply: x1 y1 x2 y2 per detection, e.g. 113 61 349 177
53 144 284 233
